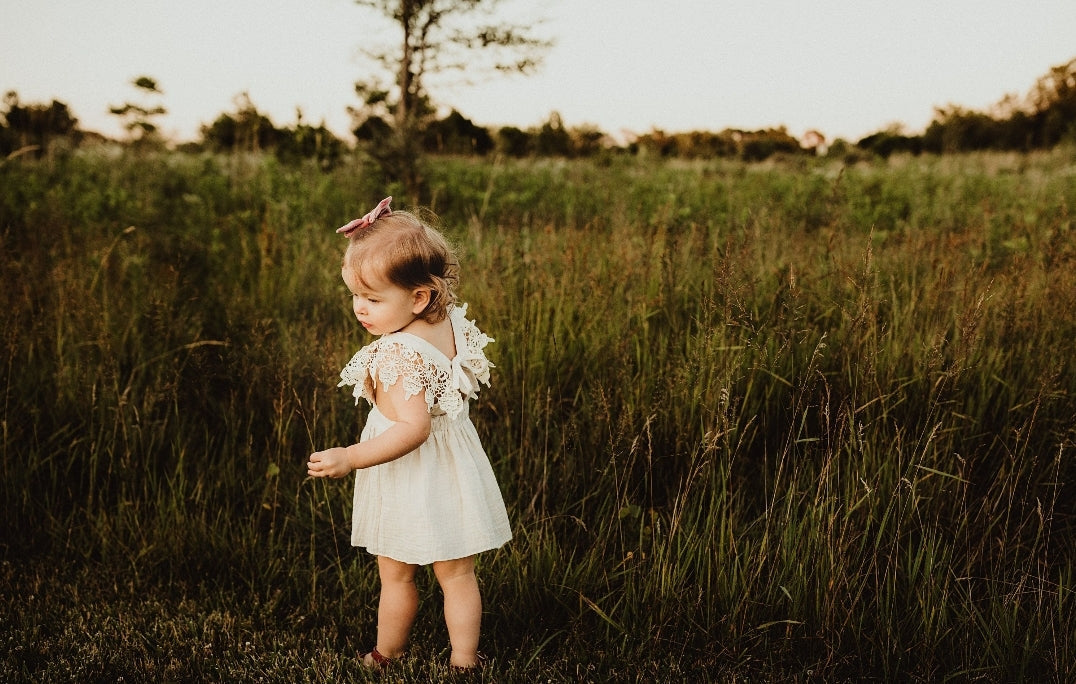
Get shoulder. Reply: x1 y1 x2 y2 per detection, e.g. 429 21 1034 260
338 336 437 405
361 335 442 382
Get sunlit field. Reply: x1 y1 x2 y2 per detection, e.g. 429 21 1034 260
2 148 1075 681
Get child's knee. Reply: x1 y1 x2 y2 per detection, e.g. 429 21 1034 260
378 555 418 584
432 556 476 585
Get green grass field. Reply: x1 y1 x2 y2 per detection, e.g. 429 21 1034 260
2 148 1074 681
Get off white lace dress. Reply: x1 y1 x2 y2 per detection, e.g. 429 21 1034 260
338 305 512 565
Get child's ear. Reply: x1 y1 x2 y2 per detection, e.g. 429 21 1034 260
410 288 431 314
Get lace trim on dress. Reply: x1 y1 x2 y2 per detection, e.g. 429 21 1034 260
338 305 493 420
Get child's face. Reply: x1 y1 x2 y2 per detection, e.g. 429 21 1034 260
342 267 427 336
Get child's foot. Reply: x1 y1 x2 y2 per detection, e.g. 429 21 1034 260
362 647 396 668
450 652 486 673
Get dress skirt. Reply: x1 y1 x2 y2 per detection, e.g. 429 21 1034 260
351 405 512 565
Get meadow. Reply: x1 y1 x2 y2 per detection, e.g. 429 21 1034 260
1 147 1074 681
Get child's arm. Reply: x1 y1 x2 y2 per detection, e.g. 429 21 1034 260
307 375 432 478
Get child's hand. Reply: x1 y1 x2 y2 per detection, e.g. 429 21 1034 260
307 447 355 478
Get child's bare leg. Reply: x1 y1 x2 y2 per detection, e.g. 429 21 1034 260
432 556 482 668
372 555 419 660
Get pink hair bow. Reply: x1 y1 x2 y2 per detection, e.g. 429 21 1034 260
337 196 393 237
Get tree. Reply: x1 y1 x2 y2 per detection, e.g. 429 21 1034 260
109 76 167 145
921 105 1002 153
1028 57 1076 146
276 109 346 169
349 0 551 199
423 109 494 155
495 125 530 157
1 91 80 157
533 110 571 156
201 92 281 153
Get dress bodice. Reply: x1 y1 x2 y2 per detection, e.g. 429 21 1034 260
338 304 494 420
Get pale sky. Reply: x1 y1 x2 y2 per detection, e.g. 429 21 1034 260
2 0 1075 144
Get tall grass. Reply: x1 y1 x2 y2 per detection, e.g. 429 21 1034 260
2 148 1074 680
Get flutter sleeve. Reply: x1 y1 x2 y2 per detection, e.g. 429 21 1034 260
452 305 494 397
338 340 449 411
338 343 378 407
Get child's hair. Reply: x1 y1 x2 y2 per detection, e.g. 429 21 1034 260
342 208 460 323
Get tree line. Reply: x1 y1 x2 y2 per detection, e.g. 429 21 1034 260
856 57 1076 158
4 56 1074 167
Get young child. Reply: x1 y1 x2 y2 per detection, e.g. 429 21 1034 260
307 197 512 671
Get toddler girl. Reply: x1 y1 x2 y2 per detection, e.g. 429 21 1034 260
307 197 512 671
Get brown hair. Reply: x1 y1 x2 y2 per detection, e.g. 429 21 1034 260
341 209 459 323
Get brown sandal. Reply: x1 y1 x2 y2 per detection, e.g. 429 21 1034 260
363 647 393 668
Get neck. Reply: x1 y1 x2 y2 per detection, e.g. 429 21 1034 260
392 315 423 335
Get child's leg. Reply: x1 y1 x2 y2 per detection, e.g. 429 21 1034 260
373 555 419 659
432 555 482 668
